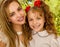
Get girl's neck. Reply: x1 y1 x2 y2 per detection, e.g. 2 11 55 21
39 28 45 32
13 24 22 32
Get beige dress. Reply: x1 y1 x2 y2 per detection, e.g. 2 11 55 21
16 39 25 47
16 32 26 47
0 31 25 47
30 30 59 47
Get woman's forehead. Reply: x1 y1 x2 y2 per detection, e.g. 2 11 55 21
6 1 21 13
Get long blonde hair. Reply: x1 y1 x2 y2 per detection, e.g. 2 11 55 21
0 0 30 47
0 0 20 47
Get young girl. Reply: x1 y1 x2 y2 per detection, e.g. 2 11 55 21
25 0 59 47
0 0 30 47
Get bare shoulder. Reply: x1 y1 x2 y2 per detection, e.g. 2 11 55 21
0 41 6 47
0 29 9 47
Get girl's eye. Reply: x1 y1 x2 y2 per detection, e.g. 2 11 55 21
17 7 22 11
29 19 33 21
37 18 41 20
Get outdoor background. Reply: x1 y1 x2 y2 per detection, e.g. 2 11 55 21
18 0 60 35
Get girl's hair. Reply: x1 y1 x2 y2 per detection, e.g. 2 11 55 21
26 1 57 38
0 0 30 47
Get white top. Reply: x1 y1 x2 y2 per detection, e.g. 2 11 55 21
57 36 60 47
0 31 9 47
30 30 59 47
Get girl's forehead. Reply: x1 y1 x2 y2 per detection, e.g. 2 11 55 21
28 11 41 17
28 10 44 18
29 10 43 15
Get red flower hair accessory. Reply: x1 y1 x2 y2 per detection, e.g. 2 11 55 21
25 0 41 13
25 5 31 13
34 0 41 8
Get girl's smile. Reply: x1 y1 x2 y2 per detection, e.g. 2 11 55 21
32 24 40 29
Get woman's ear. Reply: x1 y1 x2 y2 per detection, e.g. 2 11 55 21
8 18 11 22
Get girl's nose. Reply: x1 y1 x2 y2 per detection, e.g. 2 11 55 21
34 20 37 24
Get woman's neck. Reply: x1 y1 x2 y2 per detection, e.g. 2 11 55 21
12 24 22 32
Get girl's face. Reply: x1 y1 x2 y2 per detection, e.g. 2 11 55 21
7 1 26 25
28 11 45 32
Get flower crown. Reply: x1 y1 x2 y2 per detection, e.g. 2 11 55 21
25 0 41 13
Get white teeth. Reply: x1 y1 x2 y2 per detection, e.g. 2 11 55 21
18 16 24 21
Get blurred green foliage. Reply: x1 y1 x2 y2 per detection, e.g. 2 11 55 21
45 0 60 35
18 0 60 34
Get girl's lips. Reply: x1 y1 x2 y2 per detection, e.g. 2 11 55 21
33 24 40 29
18 16 24 22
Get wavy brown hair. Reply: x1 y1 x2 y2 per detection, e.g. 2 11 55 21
0 0 30 47
26 1 57 38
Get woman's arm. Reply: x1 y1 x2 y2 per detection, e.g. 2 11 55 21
0 39 6 47
0 31 9 47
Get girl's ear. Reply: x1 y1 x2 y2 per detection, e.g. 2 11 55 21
43 16 45 23
44 20 45 24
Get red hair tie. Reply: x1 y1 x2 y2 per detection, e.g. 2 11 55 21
25 5 31 13
25 0 41 13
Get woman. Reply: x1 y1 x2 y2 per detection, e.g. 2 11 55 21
0 0 30 47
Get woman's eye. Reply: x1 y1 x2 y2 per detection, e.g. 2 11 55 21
17 7 22 11
10 12 15 17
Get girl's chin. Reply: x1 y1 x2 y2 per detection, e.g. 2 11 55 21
33 29 40 32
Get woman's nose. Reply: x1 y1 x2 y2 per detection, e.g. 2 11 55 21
16 12 20 17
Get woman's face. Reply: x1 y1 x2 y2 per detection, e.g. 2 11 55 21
6 1 26 25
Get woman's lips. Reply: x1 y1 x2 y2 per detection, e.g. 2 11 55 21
18 16 24 22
